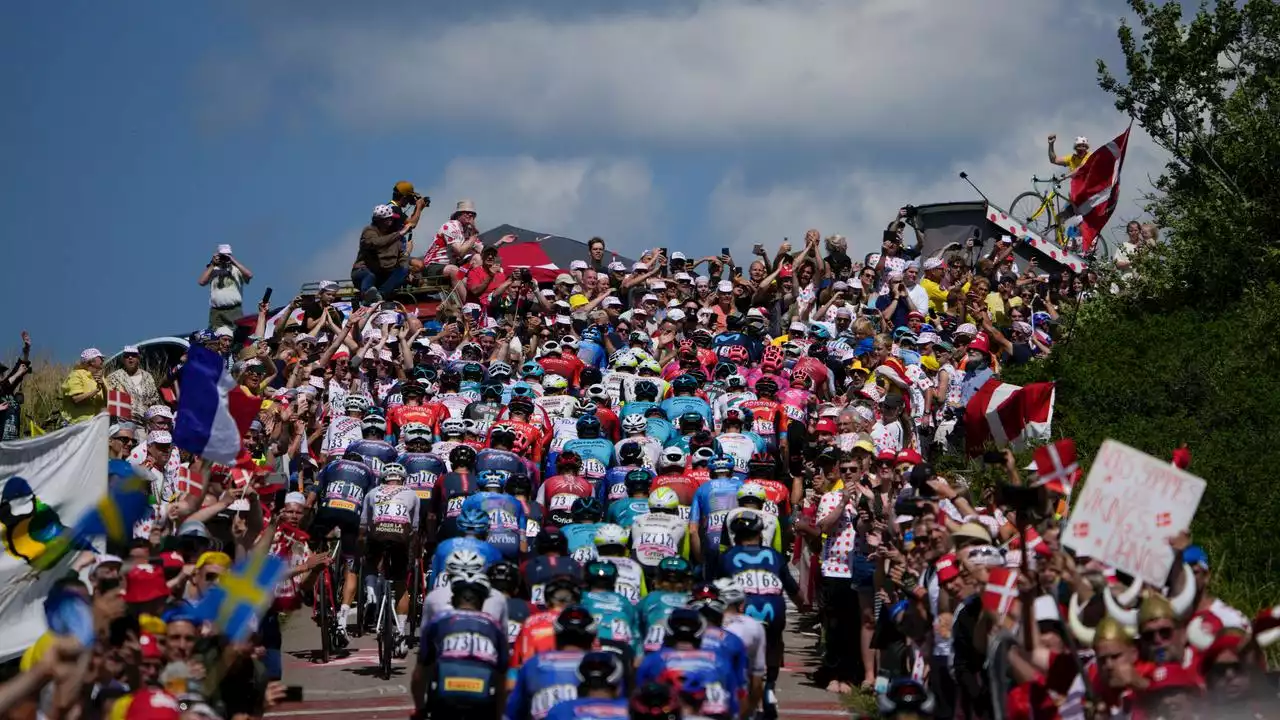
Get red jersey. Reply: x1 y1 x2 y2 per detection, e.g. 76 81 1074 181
792 357 830 392
416 401 453 434
388 404 442 437
652 472 699 507
488 420 547 465
594 407 620 442
739 398 788 438
748 478 792 517
686 467 710 488
538 355 584 385
510 609 601 669
540 474 594 526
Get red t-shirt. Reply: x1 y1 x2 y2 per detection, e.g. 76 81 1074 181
465 266 507 309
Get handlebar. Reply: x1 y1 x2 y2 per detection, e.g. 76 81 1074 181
1031 175 1067 186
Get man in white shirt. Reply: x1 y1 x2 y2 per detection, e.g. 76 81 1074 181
903 262 930 316
198 243 253 331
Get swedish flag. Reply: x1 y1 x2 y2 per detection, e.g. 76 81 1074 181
193 538 287 642
74 474 151 545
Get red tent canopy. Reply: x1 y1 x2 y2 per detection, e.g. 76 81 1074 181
496 242 563 283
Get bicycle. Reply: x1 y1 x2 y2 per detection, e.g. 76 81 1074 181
372 552 403 680
311 539 349 664
405 537 425 649
1008 175 1081 252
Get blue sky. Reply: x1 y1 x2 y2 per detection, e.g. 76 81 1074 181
0 0 1163 359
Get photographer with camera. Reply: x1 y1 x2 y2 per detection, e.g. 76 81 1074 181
197 243 254 331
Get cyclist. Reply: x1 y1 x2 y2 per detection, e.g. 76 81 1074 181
433 418 468 466
398 422 446 524
480 424 539 490
715 408 765 475
628 682 681 720
463 383 504 434
617 416 662 469
424 549 508 628
435 369 474 419
322 395 369 460
713 374 756 427
618 379 660 422
539 452 594 528
581 561 641 664
593 524 647 605
744 452 794 535
562 413 616 471
715 578 771 720
600 441 652 507
638 557 694 652
462 470 528 562
635 607 737 720
506 472 544 541
739 376 788 457
389 380 444 439
412 571 507 720
719 483 782 554
500 395 548 467
1048 133 1091 173
562 497 607 564
430 506 501 589
544 652 629 720
536 372 578 421
584 383 619 441
347 413 399 476
650 447 696 520
630 488 691 584
605 470 652 530
360 462 420 654
688 584 754 719
488 560 530 650
659 374 713 429
506 604 597 720
522 529 582 608
510 577 588 673
431 445 479 542
310 447 377 639
689 455 743 579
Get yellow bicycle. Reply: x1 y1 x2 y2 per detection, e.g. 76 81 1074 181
1009 175 1076 251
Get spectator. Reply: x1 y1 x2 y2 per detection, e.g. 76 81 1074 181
587 237 608 271
352 203 417 303
106 345 159 419
422 199 481 301
0 331 31 440
197 244 253 331
61 347 108 425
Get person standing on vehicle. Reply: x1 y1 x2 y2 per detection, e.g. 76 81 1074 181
198 243 253 332
352 204 417 303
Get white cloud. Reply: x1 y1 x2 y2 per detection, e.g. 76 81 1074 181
709 108 1168 260
228 0 1108 144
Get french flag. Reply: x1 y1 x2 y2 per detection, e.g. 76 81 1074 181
173 345 261 464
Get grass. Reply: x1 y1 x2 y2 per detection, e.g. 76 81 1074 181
16 360 71 434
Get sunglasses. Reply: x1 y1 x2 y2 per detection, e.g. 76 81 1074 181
1140 625 1175 642
1208 660 1243 678
839 466 858 473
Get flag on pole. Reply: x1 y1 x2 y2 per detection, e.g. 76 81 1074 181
106 389 133 421
964 379 1055 456
192 532 287 642
1068 125 1132 254
172 345 259 465
982 567 1021 619
1032 438 1080 496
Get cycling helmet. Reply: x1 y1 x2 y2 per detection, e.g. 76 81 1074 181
658 446 686 469
449 444 477 468
344 395 370 413
781 341 803 358
545 575 583 604
643 406 668 420
648 487 681 512
657 556 692 581
720 345 748 365
628 331 648 345
556 450 582 472
721 407 751 426
450 571 491 599
342 446 365 462
506 472 531 496
580 367 603 387
489 424 517 447
639 358 662 375
439 368 462 388
624 470 652 496
690 446 716 467
709 456 736 476
577 651 625 688
584 560 619 587
576 414 602 438
540 341 562 357
457 507 491 534
445 548 487 577
560 336 579 351
479 469 506 490
571 496 604 522
372 203 398 220
440 418 466 438
543 374 569 392
480 383 502 399
382 463 407 482
713 577 746 606
459 343 484 360
613 352 639 370
486 561 519 594
677 411 704 431
729 510 764 539
747 451 776 476
677 339 697 358
570 397 592 418
664 607 706 644
690 329 713 347
554 604 598 639
520 361 544 379
618 440 645 465
461 362 485 381
737 483 767 505
808 343 830 362
508 396 535 415
488 361 513 379
713 361 737 379
535 528 569 555
586 384 610 402
629 682 680 720
809 323 832 340
362 414 386 432
462 418 481 436
593 523 630 548
761 345 785 372
726 374 746 389
754 376 778 394
402 422 433 440
671 374 698 393
686 369 708 386
633 381 659 401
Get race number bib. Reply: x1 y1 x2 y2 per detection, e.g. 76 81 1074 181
754 420 775 436
783 404 806 422
531 684 577 719
736 568 784 594
571 545 598 564
530 583 546 606
549 493 578 511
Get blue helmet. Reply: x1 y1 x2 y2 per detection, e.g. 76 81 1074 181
520 361 544 379
457 507 491 534
709 455 736 476
576 413 602 438
479 469 507 490
571 496 604 522
672 374 699 392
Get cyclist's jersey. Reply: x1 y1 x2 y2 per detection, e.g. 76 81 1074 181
506 649 586 720
522 555 583 608
629 513 690 568
702 625 750 693
538 355 584 386
399 452 447 512
712 391 757 426
423 583 509 629
645 418 678 447
514 496 545 539
544 698 628 720
462 400 503 436
535 394 577 421
617 401 657 421
315 459 377 522
345 438 399 478
738 398 787 446
461 492 527 562
605 498 649 529
419 610 507 707
777 388 815 425
498 420 547 464
593 407 620 443
430 536 501 589
638 591 689 651
437 392 477 419
659 397 713 429
715 432 767 474
651 472 698 521
322 416 363 456
432 471 479 541
505 596 532 650
583 589 641 655
537 475 595 528
475 448 531 486
389 404 445 439
718 545 799 631
746 477 793 519
691 477 744 571
562 437 615 471
562 522 603 565
431 440 465 470
722 613 768 679
719 507 782 552
362 484 420 542
665 434 723 458
599 465 651 506
598 555 647 604
613 436 662 470
636 649 737 719
419 401 453 434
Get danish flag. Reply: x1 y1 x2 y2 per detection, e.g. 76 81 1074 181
107 389 133 420
1032 438 1079 496
983 567 1021 618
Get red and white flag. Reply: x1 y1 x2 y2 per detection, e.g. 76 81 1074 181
1032 438 1079 496
106 389 133 420
982 567 1021 618
964 379 1055 456
1068 125 1131 254
172 464 204 497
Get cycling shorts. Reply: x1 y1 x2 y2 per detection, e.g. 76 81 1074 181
366 536 410 583
310 513 361 571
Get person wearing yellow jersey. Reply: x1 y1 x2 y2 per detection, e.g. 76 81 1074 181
61 348 108 424
1047 134 1091 174
918 258 952 315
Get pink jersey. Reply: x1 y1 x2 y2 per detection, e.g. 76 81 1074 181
777 388 815 424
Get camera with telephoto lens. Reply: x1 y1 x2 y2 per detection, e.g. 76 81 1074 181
411 193 431 207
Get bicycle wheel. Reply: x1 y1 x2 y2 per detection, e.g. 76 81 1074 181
1008 192 1053 238
379 577 395 680
317 571 332 664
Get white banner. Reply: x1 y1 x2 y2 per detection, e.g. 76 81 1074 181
1063 439 1206 586
0 415 108 661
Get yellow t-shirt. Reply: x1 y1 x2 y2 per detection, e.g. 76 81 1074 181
1060 152 1091 173
919 278 950 315
984 292 1023 327
61 368 105 422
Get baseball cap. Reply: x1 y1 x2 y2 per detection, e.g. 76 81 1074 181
815 418 838 435
148 430 172 446
717 281 733 293
603 296 622 307
555 273 575 285
569 260 588 271
642 294 660 304
674 272 693 282
935 554 960 583
667 309 687 322
608 261 626 272
124 564 169 604
670 251 687 261
650 281 667 291
110 422 137 438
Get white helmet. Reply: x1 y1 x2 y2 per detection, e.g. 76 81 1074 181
714 577 746 605
403 422 432 440
587 384 610 401
543 374 569 391
621 415 648 434
726 374 746 389
593 523 630 548
659 446 687 469
440 419 466 437
648 487 681 511
462 419 481 435
737 483 768 504
445 549 486 578
382 463 407 481
613 352 639 370
372 203 398 220
1074 136 1089 146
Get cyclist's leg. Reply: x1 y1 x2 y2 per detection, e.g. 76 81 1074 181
364 539 386 630
764 624 784 718
335 519 361 633
388 539 411 640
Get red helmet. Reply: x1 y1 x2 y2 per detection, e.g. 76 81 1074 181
722 345 748 364
761 345 784 372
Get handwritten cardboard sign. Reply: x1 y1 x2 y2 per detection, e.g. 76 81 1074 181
1063 440 1206 586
